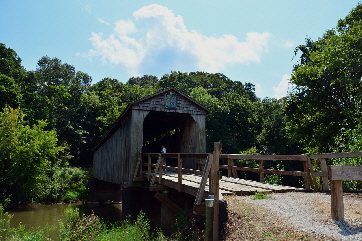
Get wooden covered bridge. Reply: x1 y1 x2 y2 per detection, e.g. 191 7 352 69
91 88 313 238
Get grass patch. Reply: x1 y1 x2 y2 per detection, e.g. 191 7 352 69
251 192 270 200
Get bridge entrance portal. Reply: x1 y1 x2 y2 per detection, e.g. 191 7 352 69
142 111 196 165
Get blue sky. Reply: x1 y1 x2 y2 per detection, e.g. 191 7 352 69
1 1 360 98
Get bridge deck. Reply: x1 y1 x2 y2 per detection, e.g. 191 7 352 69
145 171 304 198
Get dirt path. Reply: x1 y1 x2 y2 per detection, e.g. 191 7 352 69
224 192 362 240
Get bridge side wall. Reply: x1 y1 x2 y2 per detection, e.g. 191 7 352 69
93 113 132 184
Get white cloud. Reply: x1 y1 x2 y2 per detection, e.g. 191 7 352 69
81 4 271 76
82 4 92 13
284 40 295 48
255 83 263 97
97 17 109 25
273 74 295 99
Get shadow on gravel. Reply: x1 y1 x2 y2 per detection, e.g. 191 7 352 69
335 220 362 236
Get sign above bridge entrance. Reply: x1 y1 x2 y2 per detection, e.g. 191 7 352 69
165 92 178 108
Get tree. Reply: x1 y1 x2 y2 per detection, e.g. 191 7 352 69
127 75 159 88
0 107 66 203
256 98 300 155
0 74 22 109
28 56 92 164
0 43 25 80
286 3 362 153
190 87 259 153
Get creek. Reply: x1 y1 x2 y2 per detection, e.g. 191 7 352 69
7 202 122 240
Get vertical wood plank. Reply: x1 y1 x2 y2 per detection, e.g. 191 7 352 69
302 160 311 190
138 154 142 177
213 142 221 241
159 155 163 185
307 156 316 190
320 158 329 191
194 154 213 205
259 160 264 182
330 180 344 221
178 154 182 192
148 154 152 181
228 158 232 177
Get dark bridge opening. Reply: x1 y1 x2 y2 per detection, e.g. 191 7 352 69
142 111 194 154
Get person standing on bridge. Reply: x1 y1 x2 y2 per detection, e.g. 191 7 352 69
161 145 167 170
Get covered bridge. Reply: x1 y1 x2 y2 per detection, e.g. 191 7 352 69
92 88 209 188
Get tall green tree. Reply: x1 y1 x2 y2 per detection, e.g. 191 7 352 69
256 98 300 155
127 75 159 88
28 56 92 164
0 107 66 203
286 3 362 153
0 44 25 109
190 87 260 153
0 43 25 80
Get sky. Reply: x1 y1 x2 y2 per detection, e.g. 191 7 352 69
1 0 360 99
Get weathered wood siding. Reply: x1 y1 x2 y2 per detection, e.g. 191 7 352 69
93 113 132 184
93 89 208 186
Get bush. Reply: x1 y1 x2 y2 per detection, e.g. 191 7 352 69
59 208 166 241
49 167 90 203
0 107 67 203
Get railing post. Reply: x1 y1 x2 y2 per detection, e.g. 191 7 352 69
178 154 183 192
147 154 152 181
330 180 344 221
259 160 264 182
320 158 329 191
213 141 221 241
159 155 163 184
139 154 143 177
228 158 232 177
302 158 311 190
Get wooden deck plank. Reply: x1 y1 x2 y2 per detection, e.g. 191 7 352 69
144 171 301 197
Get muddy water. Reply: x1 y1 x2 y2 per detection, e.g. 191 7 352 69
7 202 122 239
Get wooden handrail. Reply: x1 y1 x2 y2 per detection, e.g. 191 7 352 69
219 165 307 177
310 152 362 191
311 152 362 159
220 154 308 161
219 154 312 189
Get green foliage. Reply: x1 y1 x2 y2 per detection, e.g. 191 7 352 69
59 207 104 241
0 202 12 238
0 43 25 80
0 74 22 109
263 163 284 185
59 209 167 241
287 3 362 153
170 212 204 241
52 167 90 202
330 124 362 190
234 147 259 168
0 107 67 203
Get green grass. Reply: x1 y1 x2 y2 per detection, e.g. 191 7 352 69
251 192 270 200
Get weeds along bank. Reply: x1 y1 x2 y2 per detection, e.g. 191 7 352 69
0 203 205 241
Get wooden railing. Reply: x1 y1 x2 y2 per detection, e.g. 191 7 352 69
138 152 209 192
310 152 362 191
137 143 222 241
219 154 313 190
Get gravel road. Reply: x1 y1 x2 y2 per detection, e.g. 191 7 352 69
237 192 362 240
